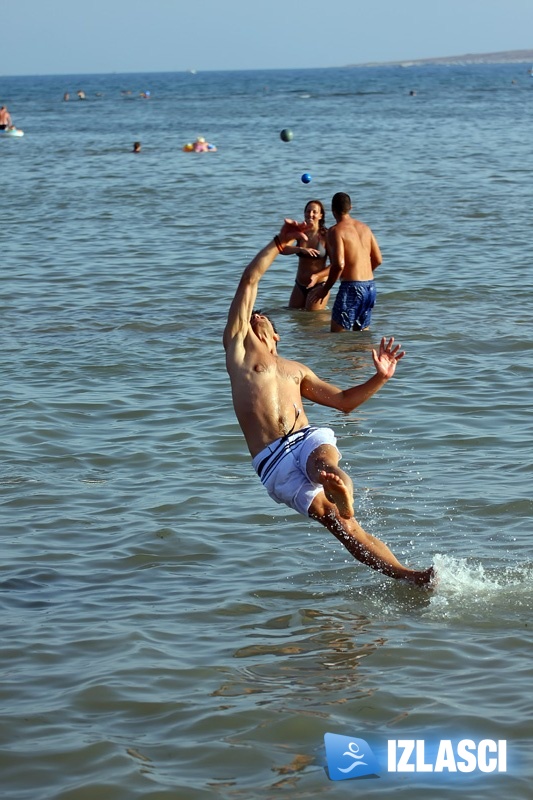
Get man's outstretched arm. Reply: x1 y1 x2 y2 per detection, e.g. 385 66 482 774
300 337 405 412
223 219 310 349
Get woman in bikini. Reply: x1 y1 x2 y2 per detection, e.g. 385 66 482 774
282 199 331 312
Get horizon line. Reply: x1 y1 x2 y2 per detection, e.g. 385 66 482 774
2 48 533 79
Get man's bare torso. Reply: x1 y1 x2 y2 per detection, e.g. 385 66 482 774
226 343 310 457
328 216 380 282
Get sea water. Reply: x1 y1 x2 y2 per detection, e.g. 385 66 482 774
0 64 532 799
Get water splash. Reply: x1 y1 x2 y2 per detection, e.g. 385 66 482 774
427 553 533 618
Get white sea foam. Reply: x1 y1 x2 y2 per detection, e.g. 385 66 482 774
427 553 533 617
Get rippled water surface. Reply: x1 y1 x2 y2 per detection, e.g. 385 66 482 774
1 64 532 798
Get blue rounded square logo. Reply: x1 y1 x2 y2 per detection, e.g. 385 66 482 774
324 733 381 781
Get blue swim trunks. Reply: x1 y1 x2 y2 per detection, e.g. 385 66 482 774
332 280 376 331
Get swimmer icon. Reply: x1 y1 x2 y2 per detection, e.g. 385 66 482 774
324 733 381 781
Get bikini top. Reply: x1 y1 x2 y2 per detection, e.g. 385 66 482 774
313 241 327 260
296 235 327 260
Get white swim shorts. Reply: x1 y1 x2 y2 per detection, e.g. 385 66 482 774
251 426 339 517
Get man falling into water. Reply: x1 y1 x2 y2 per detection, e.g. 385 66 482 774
223 218 434 585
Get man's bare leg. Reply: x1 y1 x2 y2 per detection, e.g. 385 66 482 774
311 500 434 585
307 446 433 586
330 319 348 333
330 320 369 332
306 445 355 519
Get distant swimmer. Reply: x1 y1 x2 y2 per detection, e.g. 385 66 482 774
223 218 434 586
183 136 217 152
63 92 70 101
0 106 12 130
280 199 331 312
194 136 208 152
314 192 382 332
192 135 216 152
132 141 141 153
77 90 86 100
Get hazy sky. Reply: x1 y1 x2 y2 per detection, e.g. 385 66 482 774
2 0 533 76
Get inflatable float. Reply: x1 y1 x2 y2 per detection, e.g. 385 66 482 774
0 127 24 138
183 136 217 152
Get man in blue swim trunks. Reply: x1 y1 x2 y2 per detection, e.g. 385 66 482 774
223 218 433 586
314 192 382 332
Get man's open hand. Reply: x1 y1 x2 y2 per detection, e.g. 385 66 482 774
372 337 405 379
278 218 312 246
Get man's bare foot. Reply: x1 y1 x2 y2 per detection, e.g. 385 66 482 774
319 470 354 519
404 566 435 587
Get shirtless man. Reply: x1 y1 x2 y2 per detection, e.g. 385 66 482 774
0 106 12 130
223 218 433 585
315 192 382 332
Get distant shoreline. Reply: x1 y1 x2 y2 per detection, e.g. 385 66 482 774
3 50 533 80
347 49 533 68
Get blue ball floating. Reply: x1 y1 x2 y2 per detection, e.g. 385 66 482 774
301 173 312 184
